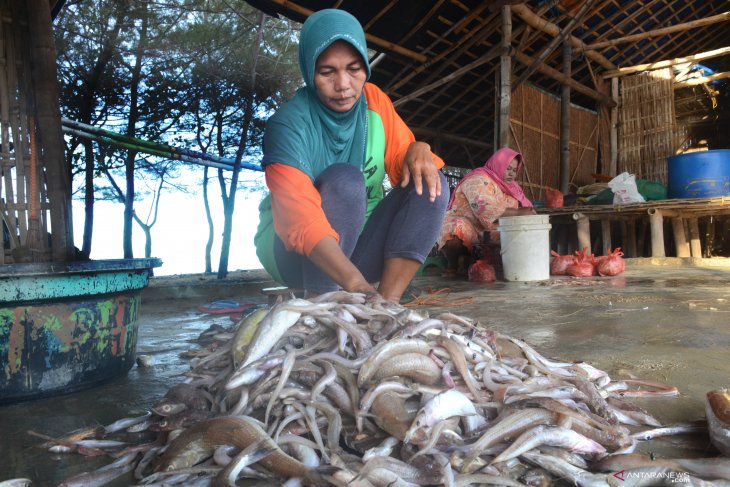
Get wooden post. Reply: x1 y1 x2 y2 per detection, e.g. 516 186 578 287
610 78 618 176
671 217 690 257
688 217 702 257
560 41 571 194
574 213 591 254
625 218 637 257
648 209 665 257
499 5 511 148
600 219 611 255
26 0 75 261
705 216 715 257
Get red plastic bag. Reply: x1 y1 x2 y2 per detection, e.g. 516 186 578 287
468 259 497 282
550 250 574 275
597 248 625 276
545 187 564 208
566 247 597 277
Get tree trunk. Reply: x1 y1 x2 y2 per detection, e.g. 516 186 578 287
81 138 94 259
203 165 213 274
123 6 149 258
216 12 266 279
78 4 127 259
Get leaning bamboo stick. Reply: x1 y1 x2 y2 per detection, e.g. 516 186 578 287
393 45 505 107
512 49 614 105
511 3 616 71
264 0 427 63
587 11 730 51
673 71 730 88
603 45 730 78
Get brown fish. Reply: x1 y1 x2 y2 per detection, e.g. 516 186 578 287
154 415 310 478
706 388 730 455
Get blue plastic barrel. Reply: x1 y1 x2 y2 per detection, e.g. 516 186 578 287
668 149 730 198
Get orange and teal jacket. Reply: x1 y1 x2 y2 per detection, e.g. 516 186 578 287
254 83 444 283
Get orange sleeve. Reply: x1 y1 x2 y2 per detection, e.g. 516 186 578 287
364 83 445 185
266 163 339 255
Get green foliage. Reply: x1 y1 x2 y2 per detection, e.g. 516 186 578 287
55 0 301 187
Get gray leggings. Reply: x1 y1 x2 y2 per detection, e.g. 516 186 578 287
274 163 448 293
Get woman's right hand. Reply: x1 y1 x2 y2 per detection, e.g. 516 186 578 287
308 236 378 294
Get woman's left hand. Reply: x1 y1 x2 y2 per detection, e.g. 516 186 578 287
401 141 442 202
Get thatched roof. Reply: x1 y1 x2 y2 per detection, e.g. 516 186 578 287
244 0 730 169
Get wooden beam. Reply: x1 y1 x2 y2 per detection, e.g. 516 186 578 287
673 70 730 88
393 45 505 107
512 49 615 106
603 45 730 78
412 127 492 149
265 0 428 63
587 11 730 51
511 4 616 71
512 0 596 90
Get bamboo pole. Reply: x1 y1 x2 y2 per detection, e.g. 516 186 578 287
264 0 427 63
512 0 596 90
688 218 702 257
560 41 571 194
673 71 730 88
671 217 690 257
512 49 615 106
603 46 730 78
388 3 494 93
647 208 665 257
499 5 511 148
610 78 618 175
587 11 730 51
511 4 616 71
393 45 504 108
574 213 591 254
412 127 492 149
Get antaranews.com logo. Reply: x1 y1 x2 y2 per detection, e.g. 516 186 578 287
612 469 691 483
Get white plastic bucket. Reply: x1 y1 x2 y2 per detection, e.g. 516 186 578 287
498 215 552 281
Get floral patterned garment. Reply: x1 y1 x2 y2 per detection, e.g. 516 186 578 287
437 172 519 249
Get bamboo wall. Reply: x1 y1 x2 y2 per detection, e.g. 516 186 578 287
618 68 680 184
0 9 50 263
509 83 598 201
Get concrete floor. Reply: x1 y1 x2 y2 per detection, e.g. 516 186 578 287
1 261 730 485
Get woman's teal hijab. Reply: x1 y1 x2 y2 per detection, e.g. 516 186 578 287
261 9 371 179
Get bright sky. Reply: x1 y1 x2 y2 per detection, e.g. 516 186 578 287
72 168 267 277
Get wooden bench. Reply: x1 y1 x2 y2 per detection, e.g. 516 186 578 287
536 196 730 257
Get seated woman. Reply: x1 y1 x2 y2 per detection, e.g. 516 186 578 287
437 147 536 275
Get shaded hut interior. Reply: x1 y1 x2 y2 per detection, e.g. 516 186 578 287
244 0 730 257
246 0 728 183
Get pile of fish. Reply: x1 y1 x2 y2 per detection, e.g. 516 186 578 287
42 292 730 486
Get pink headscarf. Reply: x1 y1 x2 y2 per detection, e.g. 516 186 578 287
448 147 533 209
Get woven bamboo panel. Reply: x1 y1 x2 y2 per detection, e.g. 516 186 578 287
510 84 598 201
618 69 681 184
569 106 598 189
0 12 49 263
